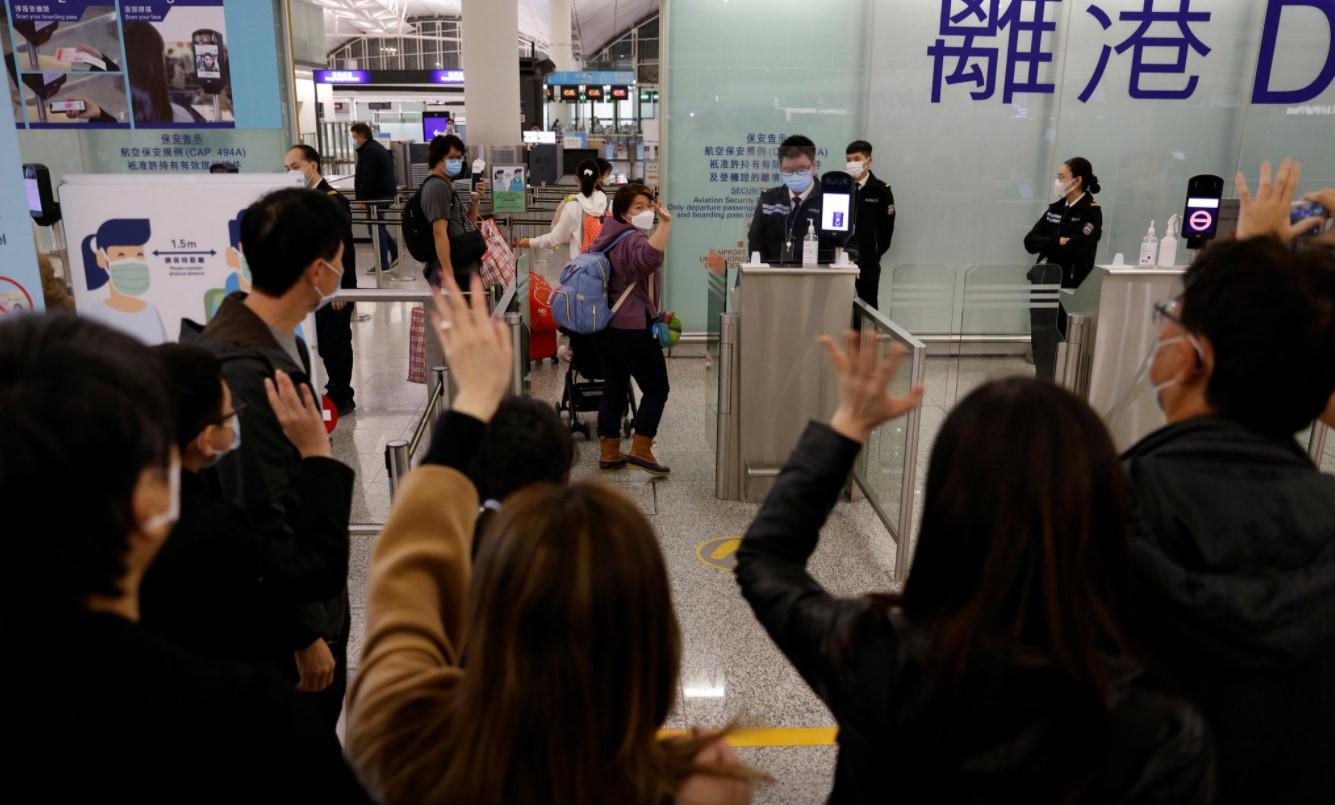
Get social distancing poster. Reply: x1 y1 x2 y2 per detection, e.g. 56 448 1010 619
61 173 305 345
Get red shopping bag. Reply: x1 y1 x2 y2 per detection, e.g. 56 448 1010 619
479 218 517 289
407 303 426 384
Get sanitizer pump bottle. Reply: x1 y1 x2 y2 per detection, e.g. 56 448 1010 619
1157 215 1180 268
1139 221 1158 268
803 227 819 266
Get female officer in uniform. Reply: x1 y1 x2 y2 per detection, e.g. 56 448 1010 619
1023 157 1103 381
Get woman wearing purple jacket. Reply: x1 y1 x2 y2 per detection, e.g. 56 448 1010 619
591 184 674 476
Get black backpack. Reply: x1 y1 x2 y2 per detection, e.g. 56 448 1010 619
402 174 444 263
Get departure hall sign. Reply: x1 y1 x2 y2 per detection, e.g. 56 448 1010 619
927 0 1335 105
314 70 465 86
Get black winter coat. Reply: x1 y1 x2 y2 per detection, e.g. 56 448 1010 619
1024 193 1103 288
354 137 397 202
140 459 353 666
185 294 350 650
736 422 1214 804
1125 417 1335 804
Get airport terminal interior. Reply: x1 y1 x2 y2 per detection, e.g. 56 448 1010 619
5 0 1335 802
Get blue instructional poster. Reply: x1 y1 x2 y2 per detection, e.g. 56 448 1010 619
0 20 42 314
3 0 282 131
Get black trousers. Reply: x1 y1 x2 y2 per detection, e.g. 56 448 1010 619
1028 264 1064 382
315 303 355 405
596 326 669 439
855 259 882 309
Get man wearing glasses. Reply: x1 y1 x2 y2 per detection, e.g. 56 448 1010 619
1121 229 1335 802
747 135 837 265
140 343 354 683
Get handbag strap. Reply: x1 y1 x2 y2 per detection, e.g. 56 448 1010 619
610 283 638 314
603 228 646 316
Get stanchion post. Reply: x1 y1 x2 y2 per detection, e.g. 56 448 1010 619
505 311 524 395
431 365 449 426
370 209 384 290
385 439 410 500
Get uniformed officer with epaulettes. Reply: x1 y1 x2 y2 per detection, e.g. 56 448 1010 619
747 135 838 265
844 140 896 308
1023 157 1104 382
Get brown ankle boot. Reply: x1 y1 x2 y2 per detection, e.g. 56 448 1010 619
599 437 627 470
626 434 671 476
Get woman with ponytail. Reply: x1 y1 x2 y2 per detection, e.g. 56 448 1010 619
515 158 610 260
79 217 168 345
1023 157 1104 380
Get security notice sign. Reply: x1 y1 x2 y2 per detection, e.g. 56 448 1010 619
60 173 303 344
0 21 41 315
491 165 526 214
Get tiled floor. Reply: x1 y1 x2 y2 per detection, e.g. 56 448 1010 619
331 245 1333 800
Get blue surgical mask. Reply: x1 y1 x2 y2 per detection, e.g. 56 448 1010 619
445 158 463 177
782 170 813 194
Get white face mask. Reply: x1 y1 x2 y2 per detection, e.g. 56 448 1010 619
1149 334 1204 412
314 259 343 311
846 160 867 178
1054 178 1074 198
202 419 241 468
630 209 656 231
143 455 181 533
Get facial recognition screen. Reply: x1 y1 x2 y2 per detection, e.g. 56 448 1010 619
822 193 851 233
194 44 221 80
25 177 42 215
1183 196 1220 238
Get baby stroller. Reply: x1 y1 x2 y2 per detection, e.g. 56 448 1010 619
557 332 636 440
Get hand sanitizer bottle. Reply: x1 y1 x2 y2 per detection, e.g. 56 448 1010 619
1157 215 1180 268
802 227 819 266
1139 221 1158 268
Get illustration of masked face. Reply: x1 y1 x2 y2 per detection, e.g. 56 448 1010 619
102 250 152 296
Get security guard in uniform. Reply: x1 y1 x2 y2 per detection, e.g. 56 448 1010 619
845 140 896 308
1023 157 1103 382
747 135 838 265
286 144 359 415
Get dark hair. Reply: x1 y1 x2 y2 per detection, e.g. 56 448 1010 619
612 183 653 223
576 158 601 198
428 134 467 168
228 209 245 249
897 378 1130 789
241 188 345 297
596 157 613 177
846 140 873 158
123 22 172 124
1179 238 1334 437
778 135 816 163
350 122 373 138
1064 157 1101 194
0 314 173 621
380 482 737 804
288 143 321 173
468 397 574 505
81 218 151 291
153 343 225 451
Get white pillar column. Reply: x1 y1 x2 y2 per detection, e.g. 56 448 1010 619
548 0 575 71
461 0 521 146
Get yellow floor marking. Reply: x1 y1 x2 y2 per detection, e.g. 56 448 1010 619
658 726 837 747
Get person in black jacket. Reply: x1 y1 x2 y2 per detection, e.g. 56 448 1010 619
1024 157 1103 381
0 313 370 803
1122 233 1335 804
844 140 896 308
193 188 352 731
288 144 359 415
747 135 838 265
141 343 352 677
352 122 399 272
736 332 1212 804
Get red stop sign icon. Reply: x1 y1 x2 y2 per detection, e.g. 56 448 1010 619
1189 210 1214 233
321 395 339 433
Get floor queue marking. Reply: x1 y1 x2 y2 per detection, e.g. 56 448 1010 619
659 727 838 747
695 536 742 572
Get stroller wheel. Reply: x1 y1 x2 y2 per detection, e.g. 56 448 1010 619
578 422 592 440
622 419 633 438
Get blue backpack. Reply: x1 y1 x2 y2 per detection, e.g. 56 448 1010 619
550 229 641 334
